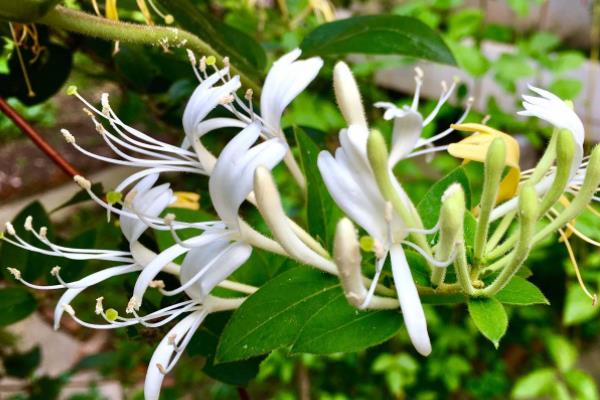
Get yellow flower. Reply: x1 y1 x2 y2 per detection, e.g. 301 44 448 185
448 123 521 203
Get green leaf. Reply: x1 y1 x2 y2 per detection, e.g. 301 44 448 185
156 0 266 73
187 313 264 385
300 15 456 65
3 346 41 378
511 368 556 399
0 201 54 281
295 127 341 248
494 276 549 305
563 283 599 325
447 8 484 40
549 78 583 100
447 41 489 77
467 298 507 347
0 287 37 326
417 166 471 231
216 267 402 362
545 334 577 373
546 51 585 74
564 369 599 400
291 293 402 354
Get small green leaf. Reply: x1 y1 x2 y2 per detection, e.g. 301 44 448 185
494 276 549 305
563 283 599 326
291 294 402 354
564 369 599 400
0 287 37 326
545 334 577 373
447 8 484 40
447 41 489 77
511 368 555 399
467 297 507 347
295 127 341 248
417 166 471 232
549 78 583 100
301 15 456 65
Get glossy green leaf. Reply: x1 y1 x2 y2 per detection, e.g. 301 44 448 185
300 15 456 65
494 276 549 305
295 127 341 248
0 287 37 326
467 297 507 348
563 283 599 326
216 267 402 362
291 293 402 354
156 0 266 74
3 346 41 378
417 166 471 231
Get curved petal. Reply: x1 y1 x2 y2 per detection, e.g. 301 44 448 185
260 48 323 135
144 311 207 400
180 241 252 300
390 244 431 356
388 110 424 167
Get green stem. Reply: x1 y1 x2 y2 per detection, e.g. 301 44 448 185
485 210 516 254
38 6 261 93
527 129 558 184
454 240 474 295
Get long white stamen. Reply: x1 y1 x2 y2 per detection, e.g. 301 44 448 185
422 78 458 126
401 241 456 267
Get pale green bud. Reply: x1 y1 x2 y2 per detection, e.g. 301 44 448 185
484 137 506 185
333 62 367 128
334 218 367 307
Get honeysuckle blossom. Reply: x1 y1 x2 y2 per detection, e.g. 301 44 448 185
317 62 470 356
181 48 323 185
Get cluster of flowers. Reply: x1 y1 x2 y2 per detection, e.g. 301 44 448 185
3 48 600 399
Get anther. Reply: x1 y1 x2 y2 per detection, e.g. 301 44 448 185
74 176 92 191
62 304 76 316
95 297 104 314
5 222 15 236
157 363 167 374
101 93 110 116
223 56 230 68
186 49 196 66
6 267 21 280
61 129 76 144
24 216 33 231
415 66 424 79
126 296 139 314
149 280 165 289
39 227 47 239
163 213 176 225
219 94 235 105
199 56 207 72
245 88 253 101
50 266 61 276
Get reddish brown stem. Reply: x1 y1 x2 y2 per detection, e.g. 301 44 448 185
0 96 80 177
237 387 251 400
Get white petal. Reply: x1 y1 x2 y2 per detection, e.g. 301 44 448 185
144 311 207 400
181 241 252 300
390 244 431 356
260 48 323 134
388 110 424 167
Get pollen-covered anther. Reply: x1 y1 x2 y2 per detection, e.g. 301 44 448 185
467 96 475 106
5 222 16 236
223 56 230 67
167 334 177 346
186 49 196 66
373 240 385 260
39 226 48 239
6 267 21 280
95 297 104 315
126 296 140 314
74 175 92 191
24 216 33 231
199 56 207 72
163 213 176 226
220 94 235 105
62 304 76 316
245 88 253 101
156 363 167 374
50 266 61 276
61 129 76 144
100 93 110 116
441 80 448 93
593 294 598 307
149 280 165 289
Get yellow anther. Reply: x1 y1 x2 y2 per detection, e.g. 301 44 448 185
172 191 200 210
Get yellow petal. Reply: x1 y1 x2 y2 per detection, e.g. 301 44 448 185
172 191 200 210
448 123 521 202
105 0 119 20
136 0 154 25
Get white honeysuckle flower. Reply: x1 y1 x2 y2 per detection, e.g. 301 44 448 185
129 122 287 312
491 85 588 221
316 62 472 356
180 49 323 176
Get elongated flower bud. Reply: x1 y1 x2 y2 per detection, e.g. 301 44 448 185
431 184 465 287
474 138 506 266
538 128 575 216
253 166 336 274
333 62 367 128
334 218 367 307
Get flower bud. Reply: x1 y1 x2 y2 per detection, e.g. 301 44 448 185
538 128 574 215
518 183 539 224
333 62 367 128
334 218 367 307
484 138 506 186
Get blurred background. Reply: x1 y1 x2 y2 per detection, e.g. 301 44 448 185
1 0 600 399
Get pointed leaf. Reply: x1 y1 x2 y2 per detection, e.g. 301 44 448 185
495 276 549 306
0 287 37 326
301 15 456 65
467 297 507 348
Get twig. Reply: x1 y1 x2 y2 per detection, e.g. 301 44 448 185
237 387 251 400
0 96 80 177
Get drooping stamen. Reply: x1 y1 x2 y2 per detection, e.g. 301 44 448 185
401 240 456 268
411 67 424 110
557 228 598 304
